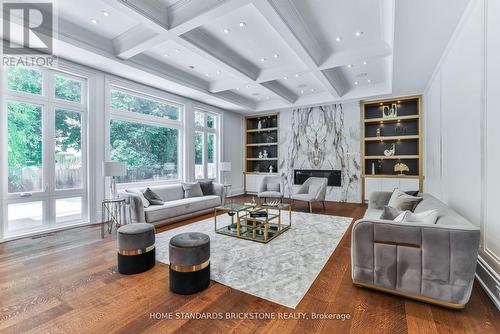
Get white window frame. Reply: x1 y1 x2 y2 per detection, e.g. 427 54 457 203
193 109 220 181
0 65 90 238
105 77 185 189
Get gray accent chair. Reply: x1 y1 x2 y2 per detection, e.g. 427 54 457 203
290 177 328 213
351 191 480 309
119 183 224 227
257 175 284 204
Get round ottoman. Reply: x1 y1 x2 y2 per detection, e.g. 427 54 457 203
169 232 210 294
117 223 156 275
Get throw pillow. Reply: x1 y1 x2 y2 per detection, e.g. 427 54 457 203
380 206 401 220
388 189 422 212
198 180 214 196
182 182 203 198
143 188 164 205
125 189 150 208
266 183 280 192
405 190 420 196
394 209 439 225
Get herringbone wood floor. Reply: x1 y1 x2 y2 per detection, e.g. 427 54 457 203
0 196 498 334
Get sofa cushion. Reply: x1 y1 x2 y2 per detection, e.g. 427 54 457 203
388 189 422 211
380 206 401 220
149 185 184 202
143 188 164 205
144 195 221 223
199 180 214 196
394 209 439 225
415 194 473 227
182 182 203 198
258 191 282 198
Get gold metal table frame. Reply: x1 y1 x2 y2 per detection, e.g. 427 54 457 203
214 203 292 243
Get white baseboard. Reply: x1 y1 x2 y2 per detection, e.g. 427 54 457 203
475 256 500 311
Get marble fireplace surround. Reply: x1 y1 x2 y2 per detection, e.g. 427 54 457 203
278 102 361 203
156 212 352 309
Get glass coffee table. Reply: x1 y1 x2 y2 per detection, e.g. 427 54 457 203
214 202 291 243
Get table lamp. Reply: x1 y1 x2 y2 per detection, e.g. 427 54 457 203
103 161 126 199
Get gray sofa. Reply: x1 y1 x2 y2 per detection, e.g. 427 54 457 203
351 191 480 309
120 183 224 226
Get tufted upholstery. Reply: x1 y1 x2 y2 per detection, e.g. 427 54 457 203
351 192 480 307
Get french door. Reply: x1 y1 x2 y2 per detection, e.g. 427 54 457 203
1 66 88 237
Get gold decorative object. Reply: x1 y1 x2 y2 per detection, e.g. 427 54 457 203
376 128 381 138
394 162 410 175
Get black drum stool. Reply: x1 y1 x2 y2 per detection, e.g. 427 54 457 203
169 232 210 294
117 223 155 275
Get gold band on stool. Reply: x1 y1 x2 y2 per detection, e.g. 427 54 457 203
117 245 155 256
170 260 209 273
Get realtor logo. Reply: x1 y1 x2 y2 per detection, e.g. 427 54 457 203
2 1 53 55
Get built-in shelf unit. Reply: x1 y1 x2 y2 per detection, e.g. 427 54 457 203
244 113 279 194
361 96 424 202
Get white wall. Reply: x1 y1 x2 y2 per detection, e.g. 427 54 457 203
222 111 245 196
424 0 500 309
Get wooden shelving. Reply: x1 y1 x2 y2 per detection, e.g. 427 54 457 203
364 115 420 124
246 127 278 133
245 113 279 174
364 135 419 142
246 143 278 147
364 155 419 160
361 95 424 200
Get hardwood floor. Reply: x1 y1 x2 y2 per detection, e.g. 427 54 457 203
0 196 498 334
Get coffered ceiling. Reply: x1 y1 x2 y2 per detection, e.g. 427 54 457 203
2 0 470 114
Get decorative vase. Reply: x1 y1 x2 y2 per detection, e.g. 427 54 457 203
371 162 376 175
259 152 263 159
257 120 262 129
376 128 381 138
263 150 268 158
269 165 274 173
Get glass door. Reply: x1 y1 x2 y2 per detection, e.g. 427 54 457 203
2 66 88 237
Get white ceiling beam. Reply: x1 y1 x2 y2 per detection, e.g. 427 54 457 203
252 0 344 97
319 44 393 70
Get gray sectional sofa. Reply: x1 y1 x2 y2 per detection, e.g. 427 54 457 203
120 183 224 226
351 191 480 309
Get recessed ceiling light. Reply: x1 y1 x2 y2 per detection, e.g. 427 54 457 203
310 88 315 92
102 11 110 17
236 87 240 91
259 57 266 62
246 84 251 88
300 90 305 94
367 79 372 83
175 49 180 53
223 28 231 34
283 76 288 80
335 36 343 42
163 53 169 57
295 73 300 78
355 31 364 37
239 22 246 28
91 19 98 24
354 81 359 85
363 61 368 65
273 54 279 58
347 64 352 68
205 73 210 77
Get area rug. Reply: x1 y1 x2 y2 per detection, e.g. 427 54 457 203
155 211 352 309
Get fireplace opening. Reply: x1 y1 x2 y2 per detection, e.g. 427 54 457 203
293 169 342 187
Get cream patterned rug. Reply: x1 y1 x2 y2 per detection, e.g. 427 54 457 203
156 211 352 309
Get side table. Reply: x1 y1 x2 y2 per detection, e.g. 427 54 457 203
101 198 129 238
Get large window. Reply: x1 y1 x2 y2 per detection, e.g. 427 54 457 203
2 66 88 236
108 86 183 184
194 110 219 180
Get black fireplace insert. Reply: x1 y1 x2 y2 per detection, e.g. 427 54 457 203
294 169 342 187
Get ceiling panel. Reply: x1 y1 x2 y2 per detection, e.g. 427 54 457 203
273 71 325 98
199 4 306 72
335 56 388 90
290 0 384 54
57 0 138 40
